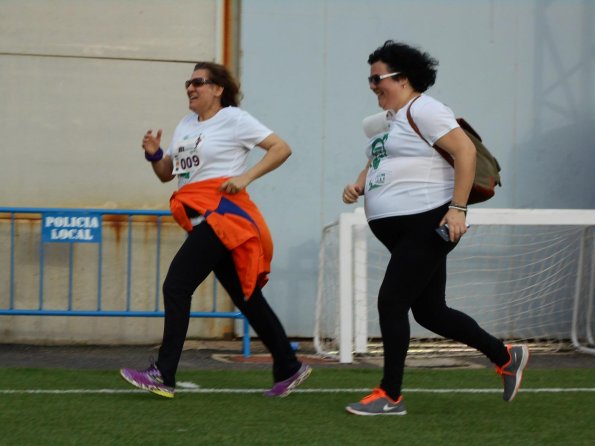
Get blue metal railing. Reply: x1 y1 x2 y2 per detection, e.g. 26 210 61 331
0 207 250 356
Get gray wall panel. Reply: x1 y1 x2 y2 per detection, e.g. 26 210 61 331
0 55 195 207
0 0 217 61
241 0 594 335
0 0 221 208
0 1 223 344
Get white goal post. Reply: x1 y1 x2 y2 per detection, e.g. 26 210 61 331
314 208 595 363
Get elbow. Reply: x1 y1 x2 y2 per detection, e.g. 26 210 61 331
277 142 292 162
469 143 477 163
283 144 292 161
465 136 476 156
159 174 174 183
462 139 476 162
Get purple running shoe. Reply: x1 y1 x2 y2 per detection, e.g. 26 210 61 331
264 364 312 397
120 363 175 398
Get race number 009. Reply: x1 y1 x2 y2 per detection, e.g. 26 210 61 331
180 155 200 170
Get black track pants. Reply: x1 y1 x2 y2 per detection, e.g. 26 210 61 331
368 203 509 400
156 222 300 387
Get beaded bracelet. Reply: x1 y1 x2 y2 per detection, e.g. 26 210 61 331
145 148 164 162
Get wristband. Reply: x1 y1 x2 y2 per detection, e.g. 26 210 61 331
448 204 468 213
145 148 164 162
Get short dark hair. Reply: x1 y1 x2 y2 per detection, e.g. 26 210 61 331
368 41 438 92
193 61 241 107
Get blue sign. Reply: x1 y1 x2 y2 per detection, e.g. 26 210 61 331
42 212 102 243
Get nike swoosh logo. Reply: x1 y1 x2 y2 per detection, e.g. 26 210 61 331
383 403 397 412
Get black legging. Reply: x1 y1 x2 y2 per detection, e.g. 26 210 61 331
369 203 509 400
156 222 300 387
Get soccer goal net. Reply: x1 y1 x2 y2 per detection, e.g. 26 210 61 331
314 208 595 363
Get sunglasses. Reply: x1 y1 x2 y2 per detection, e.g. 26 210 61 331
185 78 215 89
368 72 401 86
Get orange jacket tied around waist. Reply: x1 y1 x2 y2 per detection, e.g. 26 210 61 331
169 177 273 299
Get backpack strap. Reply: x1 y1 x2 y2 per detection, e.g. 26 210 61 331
406 96 455 168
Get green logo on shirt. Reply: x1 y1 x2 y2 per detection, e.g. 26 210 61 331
371 133 388 169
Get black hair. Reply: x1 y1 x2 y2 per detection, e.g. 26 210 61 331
368 40 438 92
193 61 241 107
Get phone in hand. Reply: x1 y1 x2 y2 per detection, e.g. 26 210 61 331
435 223 470 242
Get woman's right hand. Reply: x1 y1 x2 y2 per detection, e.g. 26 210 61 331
343 184 362 204
142 129 162 156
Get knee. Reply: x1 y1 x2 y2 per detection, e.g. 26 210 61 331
412 309 432 328
162 276 176 297
412 305 446 329
162 276 192 304
377 293 409 319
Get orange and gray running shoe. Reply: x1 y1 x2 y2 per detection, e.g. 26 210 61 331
496 344 530 402
346 388 407 416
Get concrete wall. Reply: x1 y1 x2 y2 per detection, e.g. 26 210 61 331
0 0 233 344
0 0 220 208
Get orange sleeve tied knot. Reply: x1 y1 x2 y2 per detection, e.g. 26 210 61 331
169 178 273 299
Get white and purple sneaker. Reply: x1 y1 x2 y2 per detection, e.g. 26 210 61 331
120 363 175 398
264 364 312 398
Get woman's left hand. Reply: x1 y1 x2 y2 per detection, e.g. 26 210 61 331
439 208 468 242
220 175 250 194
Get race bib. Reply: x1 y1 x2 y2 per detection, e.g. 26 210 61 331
171 136 203 176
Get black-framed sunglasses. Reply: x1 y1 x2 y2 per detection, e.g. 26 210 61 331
185 78 215 89
368 72 401 86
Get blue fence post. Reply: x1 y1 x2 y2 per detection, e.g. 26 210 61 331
38 233 44 310
68 243 74 310
9 213 15 310
97 228 103 311
242 316 251 357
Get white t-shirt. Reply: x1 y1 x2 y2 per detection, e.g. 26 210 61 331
165 107 273 189
364 94 458 221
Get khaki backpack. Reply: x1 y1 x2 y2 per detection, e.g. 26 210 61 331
406 97 501 204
